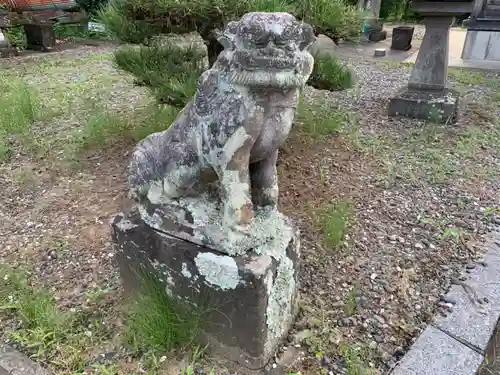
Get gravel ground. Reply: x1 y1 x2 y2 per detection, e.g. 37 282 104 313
0 41 499 375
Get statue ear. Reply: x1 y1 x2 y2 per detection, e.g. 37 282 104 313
218 21 238 50
299 23 316 50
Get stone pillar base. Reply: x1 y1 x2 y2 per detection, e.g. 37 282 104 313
23 24 56 52
110 207 300 369
388 87 459 124
462 30 500 61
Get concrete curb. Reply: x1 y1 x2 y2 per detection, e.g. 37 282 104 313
390 227 500 375
0 344 52 375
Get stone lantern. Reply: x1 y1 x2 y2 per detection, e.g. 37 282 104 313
388 0 473 123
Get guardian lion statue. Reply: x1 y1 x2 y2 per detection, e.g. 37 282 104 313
128 12 316 255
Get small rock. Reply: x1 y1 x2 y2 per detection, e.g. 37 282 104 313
374 315 385 325
415 243 424 249
466 262 475 270
374 334 384 343
439 295 457 305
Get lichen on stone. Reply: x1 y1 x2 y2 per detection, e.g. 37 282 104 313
250 210 298 354
194 252 242 290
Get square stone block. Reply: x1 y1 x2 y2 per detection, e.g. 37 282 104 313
388 87 459 124
110 208 300 369
433 231 500 353
23 24 56 52
368 30 387 42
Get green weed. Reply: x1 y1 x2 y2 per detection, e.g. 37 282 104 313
0 76 40 161
69 103 179 153
343 287 357 316
0 264 110 372
296 100 352 138
448 69 487 86
341 344 378 375
124 267 205 355
320 199 352 250
308 53 354 91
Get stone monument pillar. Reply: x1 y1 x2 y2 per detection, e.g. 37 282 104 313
110 12 316 369
358 0 387 42
388 1 473 123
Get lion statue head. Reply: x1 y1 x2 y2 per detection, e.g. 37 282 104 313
215 12 316 89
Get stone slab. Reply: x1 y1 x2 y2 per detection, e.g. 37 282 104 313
0 344 52 375
111 208 301 370
388 87 459 124
391 325 483 375
433 231 500 353
462 30 500 61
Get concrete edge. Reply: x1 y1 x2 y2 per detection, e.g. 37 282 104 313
389 227 500 375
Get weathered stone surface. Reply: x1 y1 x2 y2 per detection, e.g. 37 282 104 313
388 87 459 123
127 12 315 256
391 326 483 375
24 24 56 52
111 207 300 369
0 344 52 375
391 26 415 51
408 16 454 91
433 232 500 352
462 31 500 60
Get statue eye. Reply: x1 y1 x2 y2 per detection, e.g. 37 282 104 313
274 36 286 46
254 35 269 48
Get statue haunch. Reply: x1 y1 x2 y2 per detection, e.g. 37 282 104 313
128 12 315 236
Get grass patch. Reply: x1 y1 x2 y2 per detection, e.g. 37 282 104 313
0 264 111 372
308 53 354 91
69 103 179 153
320 199 352 250
296 100 355 138
343 286 357 316
0 76 40 162
448 69 488 86
124 267 205 356
342 344 378 375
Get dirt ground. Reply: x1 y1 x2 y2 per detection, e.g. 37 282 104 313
0 39 500 375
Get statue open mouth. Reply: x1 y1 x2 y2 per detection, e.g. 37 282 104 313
234 50 302 71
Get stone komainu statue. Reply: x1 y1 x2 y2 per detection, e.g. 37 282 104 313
128 12 316 255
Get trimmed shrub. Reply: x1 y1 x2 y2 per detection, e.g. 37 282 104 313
76 0 108 15
294 0 364 44
114 42 206 107
308 53 354 91
98 0 363 104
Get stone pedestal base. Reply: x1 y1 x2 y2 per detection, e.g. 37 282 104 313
388 87 459 124
367 29 387 42
23 24 56 52
111 207 300 369
462 30 500 61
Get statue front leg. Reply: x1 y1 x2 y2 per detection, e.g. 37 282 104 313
217 134 255 230
250 150 279 209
